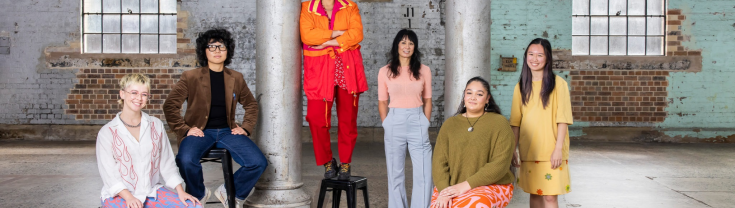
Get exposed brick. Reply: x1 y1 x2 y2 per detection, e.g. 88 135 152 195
674 51 688 56
571 70 669 123
65 68 180 120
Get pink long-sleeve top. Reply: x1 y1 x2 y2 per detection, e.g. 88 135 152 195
378 64 432 108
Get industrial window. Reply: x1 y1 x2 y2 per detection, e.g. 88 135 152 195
81 0 177 54
572 0 665 56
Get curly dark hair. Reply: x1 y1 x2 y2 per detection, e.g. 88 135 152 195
196 28 235 67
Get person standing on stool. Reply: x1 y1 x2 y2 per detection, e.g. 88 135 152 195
378 29 433 208
163 28 268 208
300 0 368 180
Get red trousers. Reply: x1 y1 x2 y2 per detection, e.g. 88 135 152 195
306 86 360 165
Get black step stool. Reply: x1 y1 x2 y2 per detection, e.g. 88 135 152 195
200 148 237 208
317 176 369 208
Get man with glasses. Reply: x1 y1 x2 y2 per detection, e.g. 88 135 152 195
163 28 266 208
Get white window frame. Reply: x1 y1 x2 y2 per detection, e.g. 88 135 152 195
81 0 178 54
572 0 666 56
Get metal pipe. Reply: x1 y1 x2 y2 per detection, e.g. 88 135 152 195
245 0 310 207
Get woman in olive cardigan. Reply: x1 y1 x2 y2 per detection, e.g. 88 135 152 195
431 77 515 208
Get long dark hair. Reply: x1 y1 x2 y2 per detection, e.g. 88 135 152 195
387 29 422 80
196 28 235 67
519 38 555 108
455 77 502 115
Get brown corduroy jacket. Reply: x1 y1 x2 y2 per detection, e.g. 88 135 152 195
163 67 258 145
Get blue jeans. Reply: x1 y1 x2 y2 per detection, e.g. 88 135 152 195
175 128 268 200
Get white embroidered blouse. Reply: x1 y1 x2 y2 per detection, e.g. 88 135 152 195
96 112 184 202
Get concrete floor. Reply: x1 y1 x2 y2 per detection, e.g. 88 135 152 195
0 140 733 208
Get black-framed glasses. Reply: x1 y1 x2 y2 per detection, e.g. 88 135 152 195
207 45 227 52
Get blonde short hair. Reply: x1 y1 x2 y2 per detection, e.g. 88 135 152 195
118 73 151 105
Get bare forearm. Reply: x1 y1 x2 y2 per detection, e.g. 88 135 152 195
379 101 389 121
511 126 520 149
555 123 568 149
423 98 432 119
175 184 185 193
118 189 134 198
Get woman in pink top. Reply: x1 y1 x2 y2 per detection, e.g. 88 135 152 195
378 29 433 208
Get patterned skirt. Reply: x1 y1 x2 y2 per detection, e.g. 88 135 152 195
430 184 514 208
101 187 202 208
518 160 571 195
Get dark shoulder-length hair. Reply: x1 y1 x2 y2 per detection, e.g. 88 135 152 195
455 76 502 115
519 38 555 108
387 29 422 80
196 28 235 67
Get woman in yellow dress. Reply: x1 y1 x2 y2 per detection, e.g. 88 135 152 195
510 38 573 208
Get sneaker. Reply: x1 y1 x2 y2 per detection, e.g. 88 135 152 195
324 158 338 179
337 163 351 180
201 187 212 204
214 184 244 208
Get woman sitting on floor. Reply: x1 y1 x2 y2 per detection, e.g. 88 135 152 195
431 77 516 208
96 74 200 208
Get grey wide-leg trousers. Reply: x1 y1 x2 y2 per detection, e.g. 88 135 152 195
382 107 433 208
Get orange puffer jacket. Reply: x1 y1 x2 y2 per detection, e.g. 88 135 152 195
300 0 368 102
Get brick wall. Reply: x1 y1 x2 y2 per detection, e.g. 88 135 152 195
2 0 735 140
666 9 701 57
180 0 447 127
60 5 194 122
65 69 183 120
0 0 447 127
569 70 669 122
0 1 80 124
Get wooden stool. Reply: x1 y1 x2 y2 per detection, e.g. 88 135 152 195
317 176 369 208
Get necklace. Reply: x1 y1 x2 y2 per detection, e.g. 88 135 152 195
120 115 141 128
465 111 485 132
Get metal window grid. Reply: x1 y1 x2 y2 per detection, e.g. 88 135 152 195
81 0 177 54
572 0 667 56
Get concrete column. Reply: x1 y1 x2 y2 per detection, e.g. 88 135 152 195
443 0 492 120
245 0 310 207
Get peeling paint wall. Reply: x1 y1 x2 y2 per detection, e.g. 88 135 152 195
490 0 735 140
1 0 734 142
0 1 81 124
0 0 448 127
661 1 735 134
489 0 575 116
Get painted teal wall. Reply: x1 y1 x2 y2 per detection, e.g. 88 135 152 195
490 0 586 135
662 1 735 134
489 0 735 138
